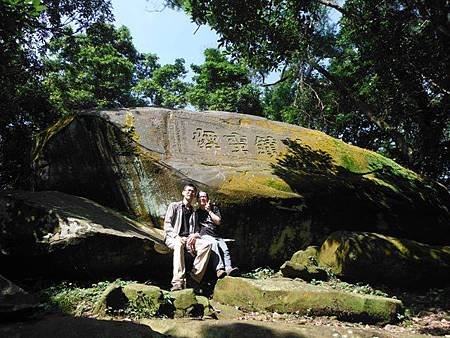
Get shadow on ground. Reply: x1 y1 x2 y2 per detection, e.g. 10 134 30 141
197 322 305 338
0 314 165 338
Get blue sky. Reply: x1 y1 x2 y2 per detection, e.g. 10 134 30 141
111 0 219 74
110 0 341 84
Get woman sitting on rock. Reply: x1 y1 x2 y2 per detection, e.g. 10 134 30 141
196 191 239 278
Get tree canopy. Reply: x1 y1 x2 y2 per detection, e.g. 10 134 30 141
44 23 139 112
0 0 114 189
1 0 448 188
188 48 262 114
167 0 449 183
134 57 190 108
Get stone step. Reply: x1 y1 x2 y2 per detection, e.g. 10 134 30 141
213 277 403 324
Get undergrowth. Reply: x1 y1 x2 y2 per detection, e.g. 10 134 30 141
38 279 137 316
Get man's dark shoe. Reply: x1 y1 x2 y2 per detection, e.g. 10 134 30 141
216 269 227 279
226 267 239 276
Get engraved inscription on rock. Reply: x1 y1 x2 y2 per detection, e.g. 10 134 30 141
169 118 281 159
255 136 277 157
192 128 221 150
224 132 248 153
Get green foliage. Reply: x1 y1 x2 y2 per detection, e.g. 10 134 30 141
170 0 449 183
2 0 46 16
133 58 190 108
263 66 341 135
0 0 113 189
188 48 263 114
43 23 138 113
169 0 330 71
39 280 171 319
39 280 112 315
333 0 449 180
116 292 160 319
242 267 277 279
0 0 51 189
310 279 389 298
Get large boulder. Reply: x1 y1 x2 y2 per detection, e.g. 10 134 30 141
213 277 403 324
0 275 40 321
317 231 450 286
0 190 170 279
33 108 450 268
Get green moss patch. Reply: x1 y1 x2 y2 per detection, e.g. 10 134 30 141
318 231 450 286
213 277 403 324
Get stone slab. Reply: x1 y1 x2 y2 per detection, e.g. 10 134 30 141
213 277 403 324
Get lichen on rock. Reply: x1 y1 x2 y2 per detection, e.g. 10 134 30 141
31 108 450 271
318 231 450 286
213 277 403 324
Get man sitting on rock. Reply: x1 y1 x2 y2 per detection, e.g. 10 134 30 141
164 184 212 291
196 191 239 278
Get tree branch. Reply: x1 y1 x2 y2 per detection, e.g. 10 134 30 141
261 63 289 87
312 61 413 164
261 76 290 87
317 0 348 15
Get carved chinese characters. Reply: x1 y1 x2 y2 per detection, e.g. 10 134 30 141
224 132 248 153
192 128 279 157
255 136 277 157
192 128 221 149
169 118 281 158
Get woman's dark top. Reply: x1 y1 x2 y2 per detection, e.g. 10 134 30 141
198 205 221 237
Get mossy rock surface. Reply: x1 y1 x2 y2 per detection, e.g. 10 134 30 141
280 246 328 281
318 231 450 286
213 277 402 324
93 283 127 315
122 284 163 316
33 108 450 270
195 296 215 318
280 261 328 281
170 289 198 311
289 246 320 266
122 284 162 302
169 288 204 318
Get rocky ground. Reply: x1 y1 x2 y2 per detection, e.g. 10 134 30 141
224 303 450 337
385 287 450 336
1 275 449 337
206 284 450 337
